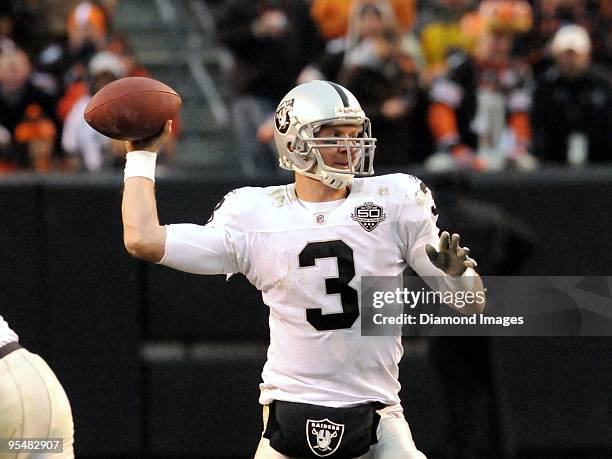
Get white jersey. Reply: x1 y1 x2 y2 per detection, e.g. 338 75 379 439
0 315 19 347
161 173 446 407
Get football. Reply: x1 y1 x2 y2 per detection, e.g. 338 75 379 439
84 76 181 141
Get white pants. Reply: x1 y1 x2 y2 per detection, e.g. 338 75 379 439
0 347 74 459
254 404 427 459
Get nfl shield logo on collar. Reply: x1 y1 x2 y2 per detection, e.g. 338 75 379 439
306 418 344 457
351 202 386 232
314 213 326 224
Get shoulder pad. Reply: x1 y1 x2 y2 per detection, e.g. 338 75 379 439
207 185 291 226
369 174 438 218
206 187 259 225
415 180 438 217
354 173 431 202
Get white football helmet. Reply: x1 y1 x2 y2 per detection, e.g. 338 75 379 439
273 80 376 189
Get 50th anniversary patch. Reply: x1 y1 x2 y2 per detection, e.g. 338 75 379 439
351 202 386 232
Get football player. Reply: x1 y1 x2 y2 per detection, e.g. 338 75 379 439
0 316 74 457
122 80 484 458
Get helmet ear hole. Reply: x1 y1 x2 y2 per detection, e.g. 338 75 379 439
285 135 296 152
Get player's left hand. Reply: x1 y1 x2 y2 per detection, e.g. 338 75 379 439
425 231 477 277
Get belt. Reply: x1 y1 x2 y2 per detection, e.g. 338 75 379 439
0 341 22 359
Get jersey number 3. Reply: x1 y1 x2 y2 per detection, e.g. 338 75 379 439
299 240 359 331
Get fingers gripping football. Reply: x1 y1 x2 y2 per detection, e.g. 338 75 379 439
125 120 172 153
425 231 477 277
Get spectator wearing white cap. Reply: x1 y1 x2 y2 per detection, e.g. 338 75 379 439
531 25 611 164
550 24 592 79
61 51 125 171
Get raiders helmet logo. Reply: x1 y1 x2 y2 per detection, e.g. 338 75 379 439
351 202 386 232
306 418 344 457
275 98 294 134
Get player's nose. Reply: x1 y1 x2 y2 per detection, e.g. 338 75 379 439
336 140 356 153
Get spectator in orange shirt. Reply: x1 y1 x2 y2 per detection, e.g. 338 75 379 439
14 103 56 172
38 1 109 94
311 0 416 40
299 0 424 85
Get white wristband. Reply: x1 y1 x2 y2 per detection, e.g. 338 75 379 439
124 151 157 182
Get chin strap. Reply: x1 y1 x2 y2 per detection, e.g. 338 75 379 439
319 167 353 189
293 163 353 190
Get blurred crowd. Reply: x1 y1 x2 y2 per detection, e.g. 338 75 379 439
0 0 610 174
0 0 176 174
215 0 611 173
